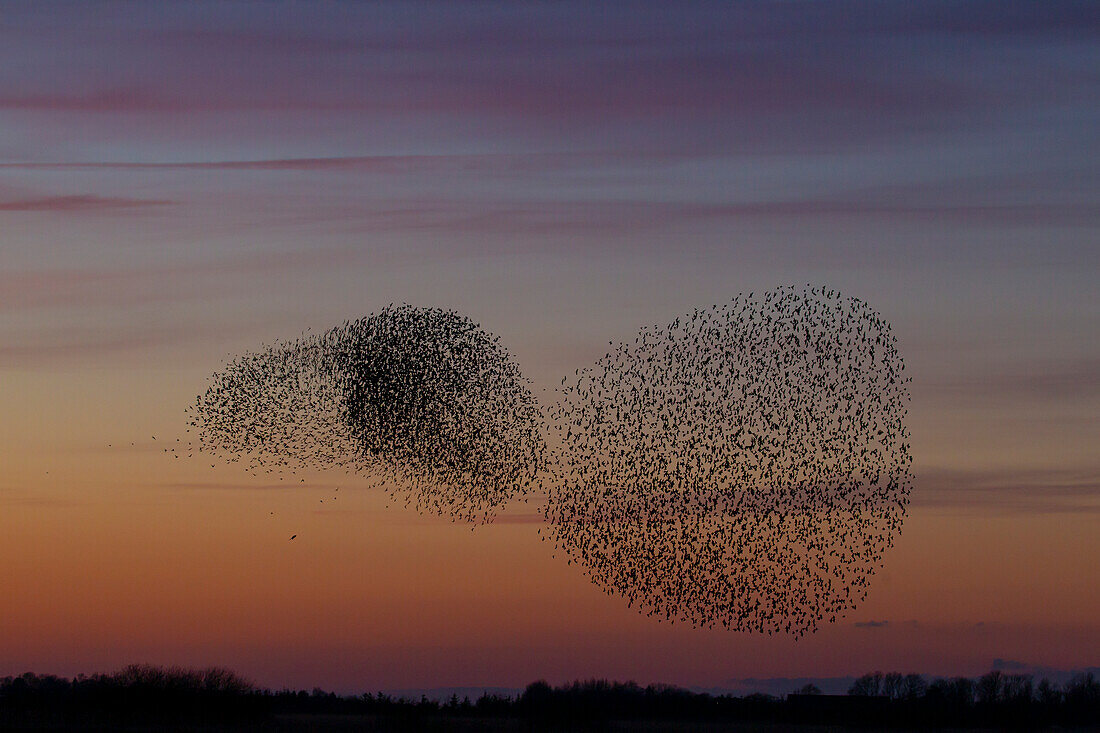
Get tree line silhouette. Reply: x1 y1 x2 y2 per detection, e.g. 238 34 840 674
0 664 1097 730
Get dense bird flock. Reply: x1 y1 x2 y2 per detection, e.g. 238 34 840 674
189 305 548 523
189 288 911 634
542 286 912 634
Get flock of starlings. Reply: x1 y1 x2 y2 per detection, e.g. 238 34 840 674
188 285 912 635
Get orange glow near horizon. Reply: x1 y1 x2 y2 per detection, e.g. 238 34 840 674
2 362 1097 692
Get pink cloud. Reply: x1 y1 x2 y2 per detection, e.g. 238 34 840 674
0 89 163 113
0 152 641 172
0 194 171 211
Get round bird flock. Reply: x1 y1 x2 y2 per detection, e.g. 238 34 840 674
542 286 911 634
189 287 912 634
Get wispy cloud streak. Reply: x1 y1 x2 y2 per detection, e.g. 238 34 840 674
914 467 1100 514
0 195 171 211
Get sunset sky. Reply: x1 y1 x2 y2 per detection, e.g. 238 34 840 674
1 1 1097 694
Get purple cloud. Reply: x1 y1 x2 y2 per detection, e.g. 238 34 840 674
0 194 170 211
